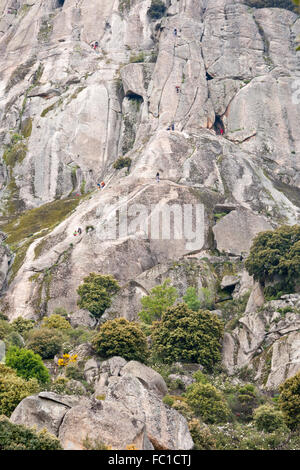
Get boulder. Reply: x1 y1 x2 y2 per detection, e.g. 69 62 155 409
120 360 168 398
106 374 194 450
99 356 127 377
69 310 97 329
245 282 265 313
10 393 71 436
221 275 239 289
58 399 154 450
84 358 99 384
213 209 272 256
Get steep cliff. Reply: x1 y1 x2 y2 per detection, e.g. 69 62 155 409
0 0 299 391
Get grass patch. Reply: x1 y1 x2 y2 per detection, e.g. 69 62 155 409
2 197 82 246
1 196 83 282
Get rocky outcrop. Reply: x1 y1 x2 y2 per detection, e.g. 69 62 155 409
222 294 300 390
213 209 273 256
120 360 168 398
10 392 88 436
0 0 299 408
10 360 193 450
59 399 154 450
105 374 193 450
0 0 298 322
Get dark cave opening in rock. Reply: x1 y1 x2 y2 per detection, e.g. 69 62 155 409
57 0 65 7
126 92 144 104
206 72 213 80
214 115 225 135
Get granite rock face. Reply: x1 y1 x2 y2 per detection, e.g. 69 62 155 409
222 294 300 390
0 0 299 407
0 0 299 320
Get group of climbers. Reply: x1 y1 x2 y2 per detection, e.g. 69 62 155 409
90 41 99 51
97 181 105 190
73 227 82 237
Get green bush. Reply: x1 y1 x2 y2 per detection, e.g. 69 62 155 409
113 156 132 170
162 395 174 407
52 307 68 317
188 419 217 450
41 314 71 330
147 0 166 20
253 404 286 433
183 287 215 311
227 384 260 422
279 371 300 430
11 317 35 335
5 347 50 384
92 317 148 362
0 415 62 450
185 382 231 424
0 319 12 340
77 273 120 318
5 331 24 349
244 0 297 11
245 225 300 292
0 365 39 416
65 364 85 381
151 303 224 370
26 328 63 359
139 279 178 324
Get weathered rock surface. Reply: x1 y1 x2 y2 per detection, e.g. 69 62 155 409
0 0 299 408
59 399 154 450
11 361 193 450
213 209 273 256
106 374 194 450
222 294 300 389
0 0 298 323
10 391 87 436
120 360 168 397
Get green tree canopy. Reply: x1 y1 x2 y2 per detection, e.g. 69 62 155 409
92 317 148 362
151 303 224 370
185 382 231 424
0 416 62 450
279 371 300 431
183 287 215 311
77 273 120 318
139 279 178 324
5 347 50 384
245 225 300 284
0 364 39 416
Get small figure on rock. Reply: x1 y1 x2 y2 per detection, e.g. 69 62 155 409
78 227 82 235
73 230 78 237
100 181 105 189
175 85 180 94
171 123 175 131
174 28 177 36
156 172 160 183
220 128 224 135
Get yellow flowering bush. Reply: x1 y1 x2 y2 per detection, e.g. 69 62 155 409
57 354 77 367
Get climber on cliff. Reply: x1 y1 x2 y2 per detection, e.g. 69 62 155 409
174 28 177 36
78 227 82 235
156 172 160 183
175 85 180 94
171 123 175 131
100 181 105 189
220 128 224 135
